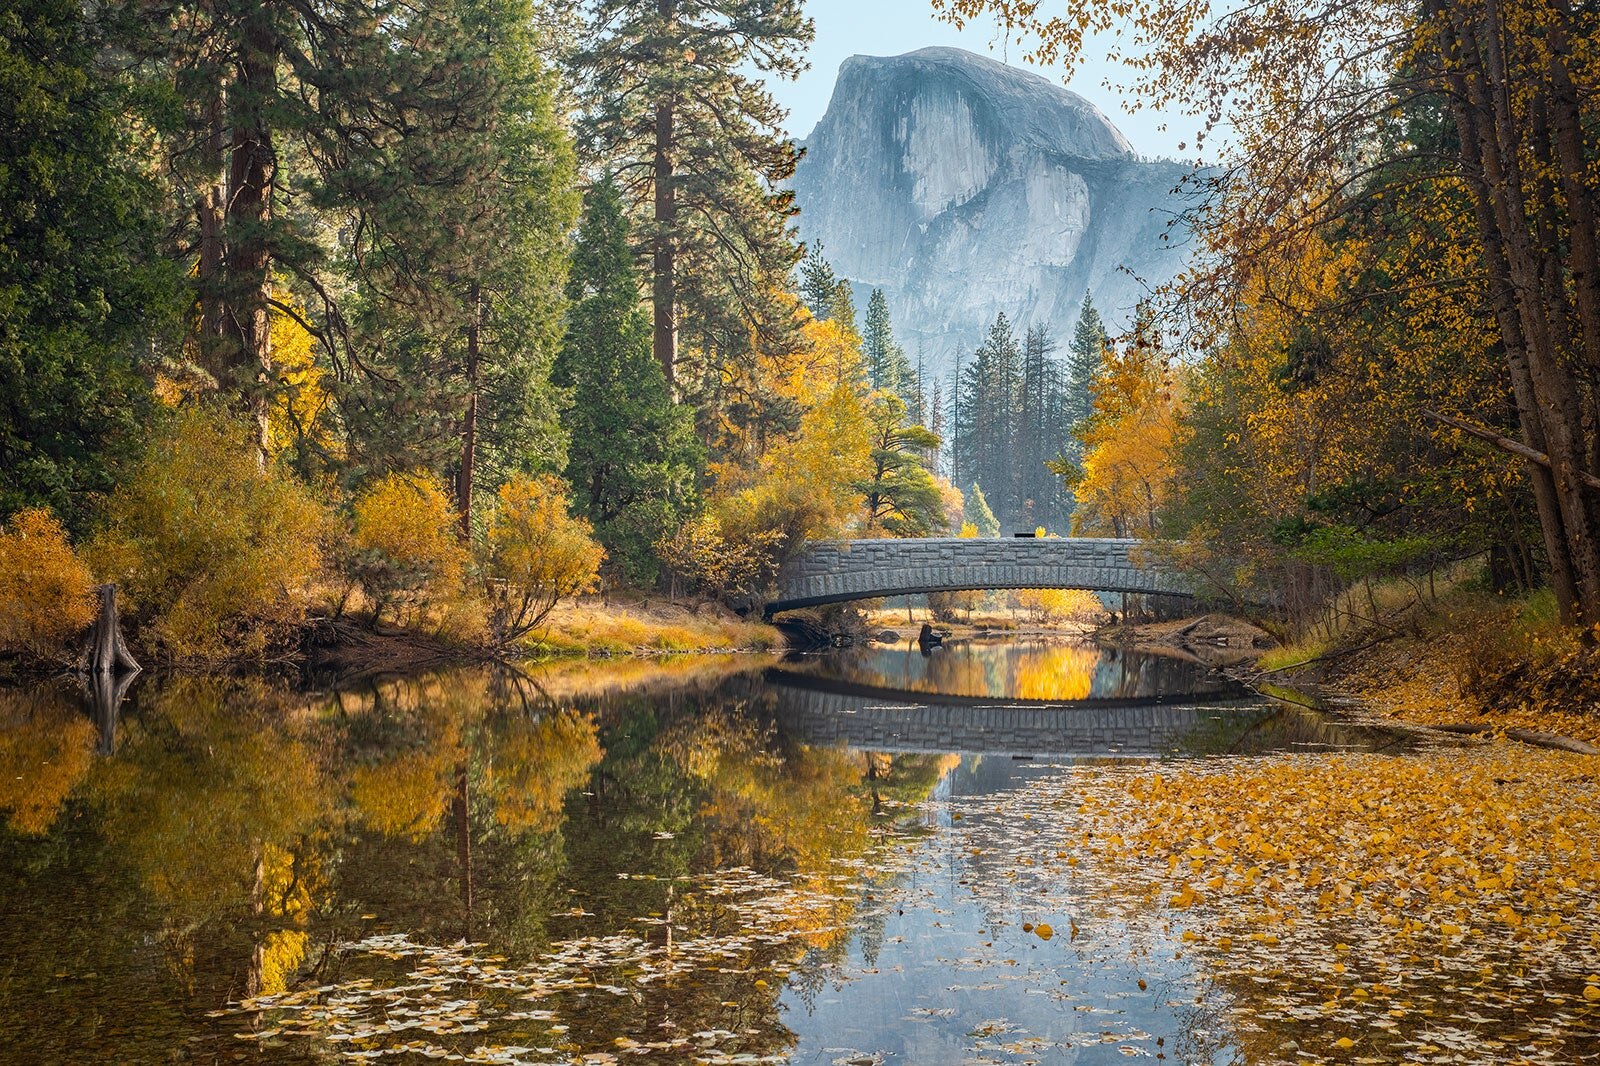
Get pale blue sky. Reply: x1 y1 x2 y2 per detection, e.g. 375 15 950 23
772 0 1191 159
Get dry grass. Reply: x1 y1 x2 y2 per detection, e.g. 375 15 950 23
527 598 781 658
520 653 771 701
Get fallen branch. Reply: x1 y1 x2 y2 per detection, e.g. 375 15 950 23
1427 723 1600 755
1423 409 1600 493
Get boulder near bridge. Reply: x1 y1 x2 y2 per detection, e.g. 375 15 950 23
765 537 1192 617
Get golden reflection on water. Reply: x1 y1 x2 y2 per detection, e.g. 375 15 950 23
794 637 1208 702
0 660 956 1064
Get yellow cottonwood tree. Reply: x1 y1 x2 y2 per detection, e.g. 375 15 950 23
1068 331 1179 538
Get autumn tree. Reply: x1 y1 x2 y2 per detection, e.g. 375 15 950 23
0 510 97 661
1063 317 1177 538
483 474 605 641
939 0 1600 627
349 473 469 624
89 408 328 661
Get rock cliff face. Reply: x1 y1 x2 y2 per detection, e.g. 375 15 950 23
792 47 1191 371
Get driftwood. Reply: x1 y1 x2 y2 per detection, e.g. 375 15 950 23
1426 723 1600 755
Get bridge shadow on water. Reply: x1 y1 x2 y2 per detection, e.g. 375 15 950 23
766 639 1414 759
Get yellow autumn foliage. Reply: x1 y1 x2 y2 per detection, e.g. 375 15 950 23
350 471 469 623
0 509 97 660
89 408 329 661
1014 587 1104 625
84 679 328 913
1071 336 1180 538
265 290 338 464
1012 643 1101 700
1057 743 1600 1058
350 747 456 841
484 473 604 640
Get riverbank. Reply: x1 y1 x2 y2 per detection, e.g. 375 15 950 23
309 597 781 675
1250 590 1600 748
526 598 782 658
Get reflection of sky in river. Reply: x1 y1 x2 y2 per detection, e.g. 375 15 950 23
788 639 1235 702
781 760 1239 1065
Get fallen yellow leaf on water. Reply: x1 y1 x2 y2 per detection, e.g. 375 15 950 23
1035 923 1053 940
1584 984 1600 1002
1334 1036 1356 1050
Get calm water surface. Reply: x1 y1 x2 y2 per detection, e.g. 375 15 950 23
0 639 1441 1064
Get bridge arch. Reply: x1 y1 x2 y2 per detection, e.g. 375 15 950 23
766 537 1191 617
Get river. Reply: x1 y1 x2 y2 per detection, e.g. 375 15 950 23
0 637 1594 1064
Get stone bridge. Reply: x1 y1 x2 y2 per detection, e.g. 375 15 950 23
766 537 1190 616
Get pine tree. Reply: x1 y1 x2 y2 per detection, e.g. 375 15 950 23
322 0 579 529
570 0 813 388
860 393 944 537
964 481 1001 537
863 289 899 392
554 183 702 581
0 0 179 527
954 313 1024 527
1065 292 1109 431
123 0 577 504
800 244 838 318
829 280 859 336
1019 324 1070 531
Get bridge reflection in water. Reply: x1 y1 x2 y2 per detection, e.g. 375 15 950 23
768 670 1265 757
766 640 1412 758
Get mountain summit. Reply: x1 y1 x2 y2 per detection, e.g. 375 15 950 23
792 47 1191 371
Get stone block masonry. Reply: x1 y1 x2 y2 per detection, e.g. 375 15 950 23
766 537 1191 616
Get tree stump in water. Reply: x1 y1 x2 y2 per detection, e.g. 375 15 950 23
82 584 140 676
80 584 140 754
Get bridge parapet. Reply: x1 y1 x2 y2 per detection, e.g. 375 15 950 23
767 537 1190 616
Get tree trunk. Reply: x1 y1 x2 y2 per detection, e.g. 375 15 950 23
457 283 482 539
652 95 677 388
1474 0 1600 621
83 583 140 677
225 7 278 462
1542 0 1600 475
197 84 227 379
1429 0 1597 623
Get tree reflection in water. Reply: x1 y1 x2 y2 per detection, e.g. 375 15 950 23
0 663 953 1064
